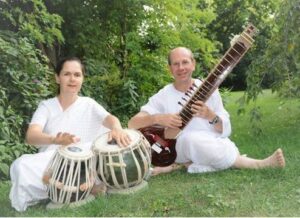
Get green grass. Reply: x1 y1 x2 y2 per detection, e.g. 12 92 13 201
1 90 300 216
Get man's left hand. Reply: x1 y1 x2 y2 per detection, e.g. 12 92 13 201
191 100 215 121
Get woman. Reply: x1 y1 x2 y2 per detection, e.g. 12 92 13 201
9 57 131 212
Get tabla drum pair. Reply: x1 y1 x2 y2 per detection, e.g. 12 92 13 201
43 145 96 209
93 129 151 193
43 129 151 208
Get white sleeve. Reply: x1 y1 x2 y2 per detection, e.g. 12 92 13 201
91 99 110 124
210 89 232 137
30 101 49 128
140 90 165 115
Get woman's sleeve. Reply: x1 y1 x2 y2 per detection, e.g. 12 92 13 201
91 99 110 124
30 102 49 128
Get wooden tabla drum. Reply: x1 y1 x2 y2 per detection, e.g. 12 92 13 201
43 145 96 208
92 129 151 193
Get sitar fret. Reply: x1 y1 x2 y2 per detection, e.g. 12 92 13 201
180 108 192 121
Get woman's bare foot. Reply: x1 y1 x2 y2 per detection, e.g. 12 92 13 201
151 163 183 176
263 148 285 168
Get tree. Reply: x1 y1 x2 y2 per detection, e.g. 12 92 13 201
205 0 281 90
48 0 218 122
0 0 63 179
245 0 300 100
0 0 64 67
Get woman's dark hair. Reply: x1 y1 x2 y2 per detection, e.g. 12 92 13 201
55 57 85 75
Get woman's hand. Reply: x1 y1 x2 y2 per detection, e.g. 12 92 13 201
53 132 80 146
107 128 131 147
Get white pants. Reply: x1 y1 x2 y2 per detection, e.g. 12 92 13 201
9 150 56 212
175 131 239 173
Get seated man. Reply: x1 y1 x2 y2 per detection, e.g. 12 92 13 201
128 47 285 176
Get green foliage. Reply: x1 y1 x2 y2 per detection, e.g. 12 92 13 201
0 88 22 177
0 31 52 120
206 0 281 90
144 0 218 72
219 87 232 107
82 59 140 124
0 31 52 179
0 86 37 178
249 106 263 136
49 0 153 121
0 0 64 45
49 0 218 122
0 0 63 179
246 0 300 100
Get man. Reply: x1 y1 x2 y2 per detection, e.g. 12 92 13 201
128 47 285 176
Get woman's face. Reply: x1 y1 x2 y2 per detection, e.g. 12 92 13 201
55 60 84 95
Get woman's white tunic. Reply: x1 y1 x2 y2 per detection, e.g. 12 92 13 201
141 79 239 173
10 96 109 211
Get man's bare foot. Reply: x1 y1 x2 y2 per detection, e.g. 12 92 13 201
151 163 183 176
183 162 192 169
264 148 285 168
90 182 107 196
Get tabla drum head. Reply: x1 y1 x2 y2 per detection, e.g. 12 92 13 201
59 144 93 160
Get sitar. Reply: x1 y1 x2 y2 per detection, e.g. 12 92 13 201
140 23 258 167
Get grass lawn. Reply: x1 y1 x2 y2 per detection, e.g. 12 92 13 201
1 90 299 216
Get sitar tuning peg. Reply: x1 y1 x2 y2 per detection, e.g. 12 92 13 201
189 86 195 91
185 92 190 97
178 101 184 106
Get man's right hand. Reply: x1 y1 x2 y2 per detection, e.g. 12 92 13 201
154 113 182 128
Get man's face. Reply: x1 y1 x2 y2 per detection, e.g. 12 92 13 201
168 48 195 83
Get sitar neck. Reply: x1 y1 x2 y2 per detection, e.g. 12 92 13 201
178 24 258 130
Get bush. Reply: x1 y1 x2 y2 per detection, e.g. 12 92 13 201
0 31 53 179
